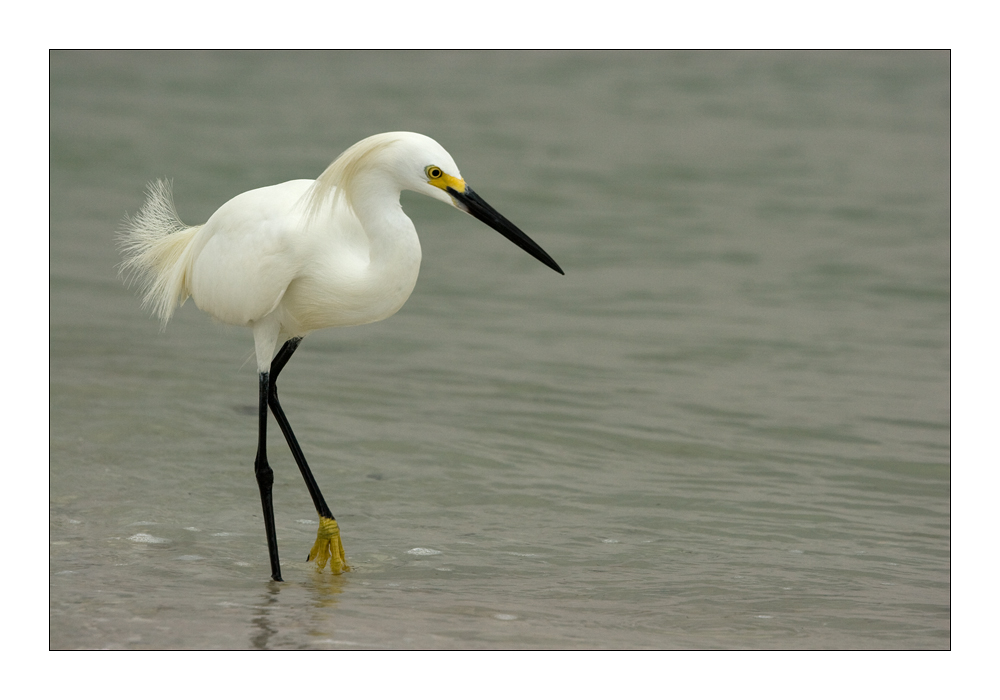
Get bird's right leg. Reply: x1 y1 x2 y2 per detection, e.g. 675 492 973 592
268 338 349 574
255 370 283 581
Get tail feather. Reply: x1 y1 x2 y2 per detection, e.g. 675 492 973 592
118 180 201 327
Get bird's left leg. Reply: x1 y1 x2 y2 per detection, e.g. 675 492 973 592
255 370 283 581
267 337 349 574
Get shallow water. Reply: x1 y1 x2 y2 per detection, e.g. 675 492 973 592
50 50 949 649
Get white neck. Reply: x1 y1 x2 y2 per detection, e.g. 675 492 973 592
350 177 421 276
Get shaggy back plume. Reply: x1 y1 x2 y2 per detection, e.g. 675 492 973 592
303 134 401 221
117 179 201 327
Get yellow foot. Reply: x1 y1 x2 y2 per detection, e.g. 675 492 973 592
307 516 350 574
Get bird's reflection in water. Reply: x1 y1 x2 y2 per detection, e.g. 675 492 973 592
307 568 349 609
249 580 283 650
248 572 349 649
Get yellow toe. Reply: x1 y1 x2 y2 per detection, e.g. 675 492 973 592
307 516 350 574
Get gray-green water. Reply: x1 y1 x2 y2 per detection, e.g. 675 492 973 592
50 51 949 649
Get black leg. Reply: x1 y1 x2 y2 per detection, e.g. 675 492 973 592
267 338 349 573
254 370 283 581
267 338 334 520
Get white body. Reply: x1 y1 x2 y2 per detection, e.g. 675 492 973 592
120 132 463 371
189 179 422 338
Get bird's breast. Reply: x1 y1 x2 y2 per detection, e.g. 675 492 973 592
277 221 422 336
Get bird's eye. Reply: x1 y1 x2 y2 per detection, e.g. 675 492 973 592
425 166 443 179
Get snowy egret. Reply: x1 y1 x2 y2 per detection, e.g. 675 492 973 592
119 131 563 581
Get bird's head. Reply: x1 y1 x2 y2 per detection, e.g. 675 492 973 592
392 132 564 275
313 131 563 275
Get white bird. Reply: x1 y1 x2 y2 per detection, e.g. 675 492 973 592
119 131 563 581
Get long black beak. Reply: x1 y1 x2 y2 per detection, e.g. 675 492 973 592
448 186 564 275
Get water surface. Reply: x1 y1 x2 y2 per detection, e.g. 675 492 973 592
50 50 949 649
